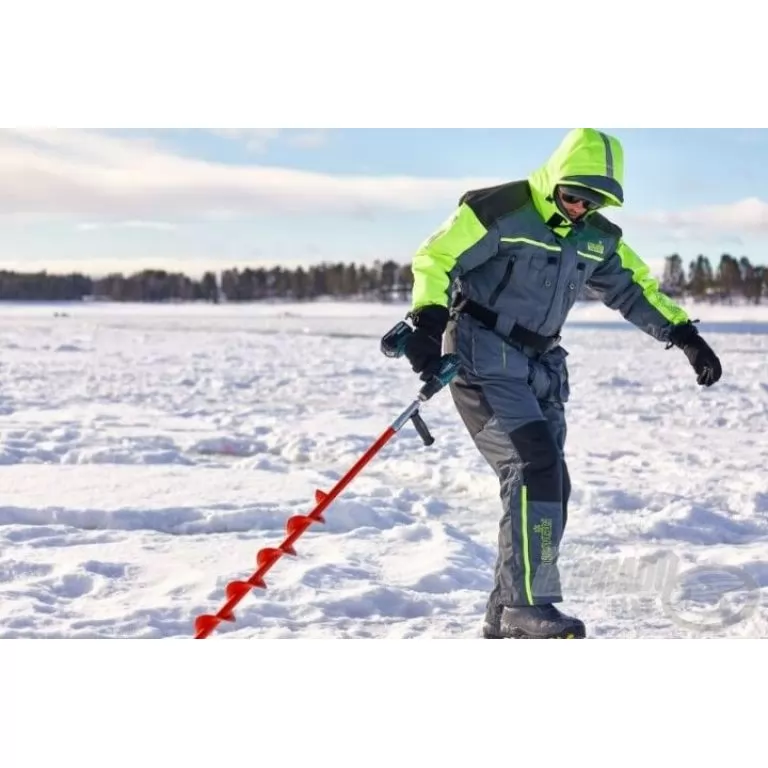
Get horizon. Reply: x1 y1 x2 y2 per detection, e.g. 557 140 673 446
1 248 761 283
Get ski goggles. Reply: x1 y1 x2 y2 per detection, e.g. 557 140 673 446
558 185 608 211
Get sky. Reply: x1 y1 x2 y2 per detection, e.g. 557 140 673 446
1 127 767 279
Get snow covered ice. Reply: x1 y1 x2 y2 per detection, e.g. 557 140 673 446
1 299 766 639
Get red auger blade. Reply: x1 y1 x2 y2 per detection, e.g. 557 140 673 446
192 423 398 638
226 581 255 602
194 614 221 637
256 547 284 570
286 514 313 538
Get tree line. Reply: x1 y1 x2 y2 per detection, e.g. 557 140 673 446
661 253 766 303
0 254 765 303
0 262 414 303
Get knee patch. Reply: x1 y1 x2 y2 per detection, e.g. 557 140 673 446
509 420 562 502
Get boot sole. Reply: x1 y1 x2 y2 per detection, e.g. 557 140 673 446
483 627 586 639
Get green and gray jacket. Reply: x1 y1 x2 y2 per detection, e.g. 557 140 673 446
410 128 689 343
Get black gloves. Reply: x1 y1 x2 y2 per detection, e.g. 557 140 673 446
668 322 722 387
404 305 450 381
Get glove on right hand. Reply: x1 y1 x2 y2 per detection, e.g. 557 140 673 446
404 305 450 381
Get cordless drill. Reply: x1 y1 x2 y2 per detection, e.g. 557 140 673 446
380 319 461 401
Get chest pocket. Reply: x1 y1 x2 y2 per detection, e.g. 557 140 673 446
574 246 605 280
528 252 560 290
564 245 606 301
499 237 562 293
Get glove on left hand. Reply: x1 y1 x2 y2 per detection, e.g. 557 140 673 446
668 322 722 387
404 305 449 382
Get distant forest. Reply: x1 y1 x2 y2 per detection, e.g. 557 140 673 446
0 253 765 304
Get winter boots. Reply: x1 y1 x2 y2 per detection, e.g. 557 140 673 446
483 604 586 639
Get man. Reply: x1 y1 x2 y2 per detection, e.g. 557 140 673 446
402 128 722 639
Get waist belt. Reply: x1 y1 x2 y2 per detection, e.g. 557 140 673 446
452 294 561 355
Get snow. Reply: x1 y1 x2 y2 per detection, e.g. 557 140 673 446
1 298 766 639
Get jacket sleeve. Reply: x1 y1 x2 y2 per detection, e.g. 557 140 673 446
410 202 499 311
586 239 690 342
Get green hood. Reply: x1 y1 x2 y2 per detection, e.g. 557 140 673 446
528 128 624 229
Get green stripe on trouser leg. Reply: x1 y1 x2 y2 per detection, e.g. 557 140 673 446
520 485 534 604
520 485 561 605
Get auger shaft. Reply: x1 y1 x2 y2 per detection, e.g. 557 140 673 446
192 344 460 639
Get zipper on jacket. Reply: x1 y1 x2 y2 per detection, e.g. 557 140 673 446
488 256 516 307
539 250 563 332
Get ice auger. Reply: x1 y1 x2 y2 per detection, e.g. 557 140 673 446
192 319 460 638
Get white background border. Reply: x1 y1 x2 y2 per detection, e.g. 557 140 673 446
1 1 763 765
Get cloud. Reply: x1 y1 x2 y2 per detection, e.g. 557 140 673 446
624 197 768 236
5 129 762 241
210 128 282 153
76 220 177 232
285 130 330 149
211 129 330 152
0 255 306 279
0 129 497 219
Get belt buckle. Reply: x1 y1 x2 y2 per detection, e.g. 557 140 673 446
546 334 562 352
452 296 468 313
450 296 469 320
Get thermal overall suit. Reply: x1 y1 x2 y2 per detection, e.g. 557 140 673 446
403 128 723 638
